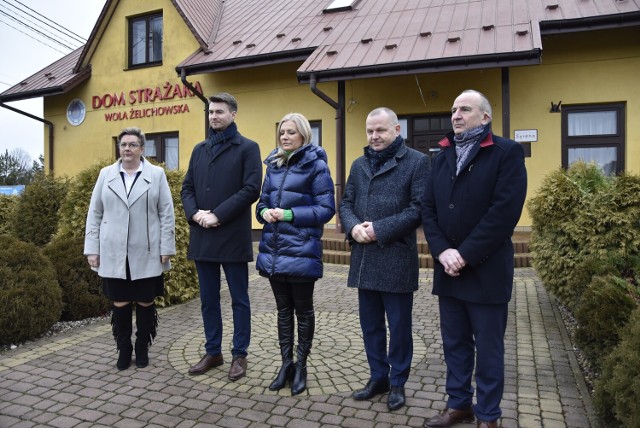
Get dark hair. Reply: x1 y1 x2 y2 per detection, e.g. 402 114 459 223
208 92 238 112
117 127 146 145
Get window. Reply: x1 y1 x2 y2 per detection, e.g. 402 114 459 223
129 13 163 67
323 0 360 13
562 103 625 176
310 121 322 146
399 114 452 158
115 132 179 170
145 133 179 170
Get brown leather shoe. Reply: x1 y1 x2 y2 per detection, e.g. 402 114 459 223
188 353 223 375
228 356 247 381
424 407 475 427
477 420 499 428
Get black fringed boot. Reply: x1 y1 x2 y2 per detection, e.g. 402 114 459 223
291 306 315 396
134 303 158 368
269 302 295 391
111 304 133 371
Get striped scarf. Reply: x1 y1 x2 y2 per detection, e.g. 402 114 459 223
454 125 486 175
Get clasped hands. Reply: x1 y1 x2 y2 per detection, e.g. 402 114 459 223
438 248 466 277
262 208 285 224
193 209 220 229
351 221 376 244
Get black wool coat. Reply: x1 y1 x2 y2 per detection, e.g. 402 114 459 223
422 128 527 304
181 131 262 262
339 143 430 293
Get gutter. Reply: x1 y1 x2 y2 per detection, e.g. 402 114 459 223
179 68 210 138
298 50 541 84
0 102 54 172
178 48 315 76
309 74 345 233
540 11 640 34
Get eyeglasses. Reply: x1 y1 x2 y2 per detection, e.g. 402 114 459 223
119 142 142 149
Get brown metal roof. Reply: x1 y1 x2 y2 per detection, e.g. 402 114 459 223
0 48 89 103
2 0 639 102
175 0 640 82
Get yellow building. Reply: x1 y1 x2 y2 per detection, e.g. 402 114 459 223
1 0 639 230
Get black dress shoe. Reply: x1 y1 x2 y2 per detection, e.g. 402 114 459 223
352 378 390 400
424 407 475 427
188 353 223 375
387 386 405 410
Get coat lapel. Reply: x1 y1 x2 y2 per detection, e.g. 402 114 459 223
106 163 128 205
127 161 152 207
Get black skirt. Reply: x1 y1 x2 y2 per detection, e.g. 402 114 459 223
102 259 164 302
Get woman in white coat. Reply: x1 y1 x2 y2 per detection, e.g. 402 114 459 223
84 127 176 370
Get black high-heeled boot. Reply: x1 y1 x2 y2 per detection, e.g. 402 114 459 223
135 303 158 368
291 306 315 396
111 304 133 371
269 302 295 390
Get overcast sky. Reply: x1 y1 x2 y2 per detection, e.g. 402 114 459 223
0 0 106 163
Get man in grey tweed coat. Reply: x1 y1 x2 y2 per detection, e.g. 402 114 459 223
339 107 430 411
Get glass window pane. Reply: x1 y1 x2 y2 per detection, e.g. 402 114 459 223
414 118 428 132
131 20 146 65
150 17 163 62
568 111 616 136
164 137 179 170
310 125 320 146
398 119 408 139
144 138 157 157
568 147 617 176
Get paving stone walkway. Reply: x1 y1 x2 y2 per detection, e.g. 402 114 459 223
0 265 596 427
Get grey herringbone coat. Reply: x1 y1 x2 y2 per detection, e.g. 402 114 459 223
339 143 430 293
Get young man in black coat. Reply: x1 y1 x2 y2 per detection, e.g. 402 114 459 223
422 90 527 428
181 92 262 381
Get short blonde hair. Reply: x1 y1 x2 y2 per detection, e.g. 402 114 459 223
271 113 313 167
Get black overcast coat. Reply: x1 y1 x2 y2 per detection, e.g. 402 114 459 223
339 143 430 293
422 128 527 304
181 131 262 262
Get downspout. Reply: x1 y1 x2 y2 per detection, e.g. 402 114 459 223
309 74 345 233
180 68 210 138
0 102 54 172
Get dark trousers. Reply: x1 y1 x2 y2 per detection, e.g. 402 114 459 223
358 288 414 387
439 295 508 421
195 261 250 358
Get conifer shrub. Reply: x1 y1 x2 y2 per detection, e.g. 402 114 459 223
528 162 608 306
158 167 199 307
0 194 17 235
0 235 63 345
574 274 638 370
43 235 110 320
594 308 640 427
56 160 110 241
10 172 68 246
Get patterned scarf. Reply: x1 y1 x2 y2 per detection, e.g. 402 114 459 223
453 124 486 175
207 121 238 154
365 135 403 174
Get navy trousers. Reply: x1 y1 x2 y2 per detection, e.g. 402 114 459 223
358 288 414 387
195 261 251 358
439 295 508 421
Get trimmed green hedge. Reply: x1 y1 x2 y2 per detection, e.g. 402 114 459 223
0 235 63 345
529 161 640 426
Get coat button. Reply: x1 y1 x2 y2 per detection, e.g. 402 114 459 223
449 203 454 209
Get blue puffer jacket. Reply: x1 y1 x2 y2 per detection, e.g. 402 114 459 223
256 144 335 280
